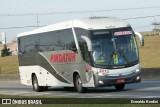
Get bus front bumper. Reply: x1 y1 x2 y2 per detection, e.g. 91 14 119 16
94 72 141 87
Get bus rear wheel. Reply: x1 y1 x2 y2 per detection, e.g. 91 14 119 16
115 84 125 90
32 75 43 92
74 74 86 93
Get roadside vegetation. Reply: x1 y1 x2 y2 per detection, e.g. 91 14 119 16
1 44 12 57
138 33 160 68
0 56 19 74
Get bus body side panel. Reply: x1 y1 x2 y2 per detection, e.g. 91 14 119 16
19 66 37 86
18 52 73 86
18 50 93 87
19 65 74 87
39 50 90 85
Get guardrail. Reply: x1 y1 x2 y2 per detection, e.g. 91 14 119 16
141 68 160 80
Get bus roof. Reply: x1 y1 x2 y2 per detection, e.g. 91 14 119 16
17 17 130 37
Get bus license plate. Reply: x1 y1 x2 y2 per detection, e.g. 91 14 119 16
117 79 125 83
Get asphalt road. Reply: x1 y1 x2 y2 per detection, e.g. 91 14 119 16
0 81 160 98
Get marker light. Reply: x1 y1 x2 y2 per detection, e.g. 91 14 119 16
85 65 91 71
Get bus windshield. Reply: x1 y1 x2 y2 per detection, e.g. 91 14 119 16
91 27 139 68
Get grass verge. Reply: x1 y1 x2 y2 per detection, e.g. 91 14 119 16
0 56 19 74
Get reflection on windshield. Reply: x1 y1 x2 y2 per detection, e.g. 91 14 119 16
91 27 138 68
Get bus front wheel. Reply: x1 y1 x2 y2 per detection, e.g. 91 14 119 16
74 74 86 93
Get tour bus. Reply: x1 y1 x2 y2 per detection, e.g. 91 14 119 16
17 17 144 93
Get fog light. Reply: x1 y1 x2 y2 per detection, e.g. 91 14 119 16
137 76 140 80
99 80 104 84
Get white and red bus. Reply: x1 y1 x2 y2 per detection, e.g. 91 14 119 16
17 17 144 93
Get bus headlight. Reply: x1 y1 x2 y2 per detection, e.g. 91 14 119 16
135 68 140 73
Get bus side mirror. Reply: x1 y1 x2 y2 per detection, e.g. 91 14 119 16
135 32 144 46
81 35 92 52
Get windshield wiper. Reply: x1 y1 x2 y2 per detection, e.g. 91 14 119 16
108 51 114 66
118 49 130 64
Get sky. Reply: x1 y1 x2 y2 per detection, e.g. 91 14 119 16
1 0 160 43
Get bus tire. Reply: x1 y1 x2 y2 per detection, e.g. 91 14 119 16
75 74 86 93
115 84 125 90
32 75 43 92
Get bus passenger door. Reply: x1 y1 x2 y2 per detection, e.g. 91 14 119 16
79 42 93 83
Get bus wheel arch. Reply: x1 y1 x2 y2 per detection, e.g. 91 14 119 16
73 72 78 83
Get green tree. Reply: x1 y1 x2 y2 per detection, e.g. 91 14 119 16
1 45 12 57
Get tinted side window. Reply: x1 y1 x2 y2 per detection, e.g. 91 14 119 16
18 29 75 54
38 29 75 52
18 36 30 54
75 28 92 64
79 42 92 65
